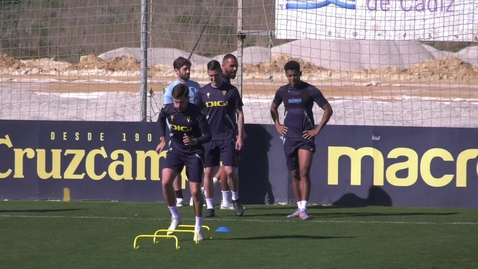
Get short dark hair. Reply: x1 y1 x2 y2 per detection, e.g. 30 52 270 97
207 60 222 71
284 61 301 72
172 84 190 99
222 54 237 63
173 57 191 70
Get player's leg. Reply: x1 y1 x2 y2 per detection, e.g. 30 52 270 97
219 164 233 210
284 138 302 218
162 168 179 208
186 153 205 241
173 174 185 207
203 166 215 217
162 152 183 233
296 144 315 220
221 152 242 210
203 141 219 217
298 149 313 202
213 166 222 184
221 140 244 216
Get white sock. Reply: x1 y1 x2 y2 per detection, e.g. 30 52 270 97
213 177 219 184
231 191 239 201
206 198 214 209
300 200 308 211
221 191 230 204
297 201 301 210
195 216 202 231
168 206 180 219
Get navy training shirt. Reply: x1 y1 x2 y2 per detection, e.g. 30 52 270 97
196 81 243 140
158 103 211 153
273 82 329 138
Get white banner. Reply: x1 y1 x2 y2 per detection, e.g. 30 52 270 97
275 0 478 41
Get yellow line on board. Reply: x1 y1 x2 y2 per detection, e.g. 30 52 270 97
63 188 70 202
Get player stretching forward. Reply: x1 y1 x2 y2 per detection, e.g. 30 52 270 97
197 60 245 218
156 84 211 241
164 56 201 207
270 61 333 220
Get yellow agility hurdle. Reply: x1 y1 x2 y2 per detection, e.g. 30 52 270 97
153 229 200 244
133 234 179 250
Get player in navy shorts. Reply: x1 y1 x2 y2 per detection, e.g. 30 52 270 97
156 84 211 241
212 54 244 210
270 60 333 220
163 56 201 207
196 59 245 218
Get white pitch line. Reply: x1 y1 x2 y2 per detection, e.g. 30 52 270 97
0 214 477 225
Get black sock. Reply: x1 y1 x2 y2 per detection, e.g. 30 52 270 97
175 190 183 198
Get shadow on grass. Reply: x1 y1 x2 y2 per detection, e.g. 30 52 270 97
219 235 355 240
312 212 460 217
243 211 459 218
0 208 84 213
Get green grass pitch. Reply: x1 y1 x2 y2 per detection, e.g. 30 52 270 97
1 201 477 269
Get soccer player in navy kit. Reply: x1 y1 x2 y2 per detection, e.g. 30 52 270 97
270 61 333 220
163 56 201 207
212 54 242 210
156 84 211 241
196 60 245 218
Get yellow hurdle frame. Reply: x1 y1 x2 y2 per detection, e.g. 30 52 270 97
133 224 211 250
133 234 180 250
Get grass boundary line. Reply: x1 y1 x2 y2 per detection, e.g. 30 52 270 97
1 214 477 225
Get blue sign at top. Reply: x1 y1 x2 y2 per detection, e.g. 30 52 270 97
286 0 356 9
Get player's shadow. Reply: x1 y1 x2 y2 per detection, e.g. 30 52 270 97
238 124 274 204
0 208 84 213
220 235 355 240
332 186 393 207
308 211 459 218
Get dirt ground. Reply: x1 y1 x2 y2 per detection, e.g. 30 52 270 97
1 52 478 100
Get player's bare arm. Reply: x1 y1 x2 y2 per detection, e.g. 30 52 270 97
183 133 196 146
270 102 288 135
235 107 244 151
156 137 166 152
302 103 333 139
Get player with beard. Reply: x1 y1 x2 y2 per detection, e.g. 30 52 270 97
156 84 211 241
163 57 201 207
210 54 243 210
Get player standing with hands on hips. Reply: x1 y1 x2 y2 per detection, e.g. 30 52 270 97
196 60 245 218
156 84 211 241
270 61 333 220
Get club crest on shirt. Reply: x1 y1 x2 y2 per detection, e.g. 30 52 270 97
222 90 226 96
186 116 191 122
170 115 174 122
207 92 210 98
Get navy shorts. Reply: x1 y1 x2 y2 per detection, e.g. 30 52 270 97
204 139 235 167
282 137 316 171
163 149 204 183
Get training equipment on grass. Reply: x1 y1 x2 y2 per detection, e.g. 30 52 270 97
215 226 231 233
133 224 211 250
